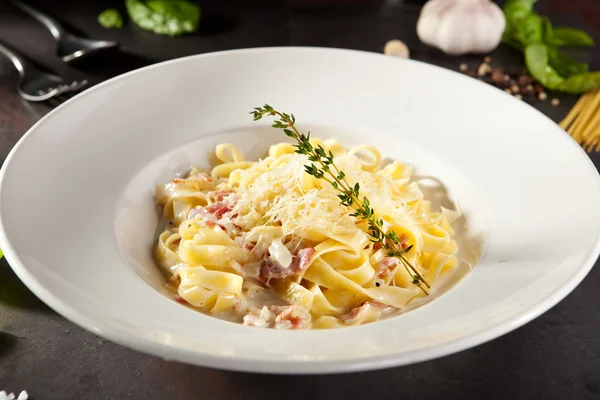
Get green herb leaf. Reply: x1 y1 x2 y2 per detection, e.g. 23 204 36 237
551 27 595 47
503 0 599 93
547 47 589 77
502 0 537 41
524 43 564 89
525 44 600 93
541 16 554 44
98 8 123 29
126 0 200 36
503 0 536 23
514 13 544 45
559 72 600 94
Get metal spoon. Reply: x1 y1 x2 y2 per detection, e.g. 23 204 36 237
9 0 119 63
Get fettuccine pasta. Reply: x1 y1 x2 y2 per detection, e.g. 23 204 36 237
155 139 460 329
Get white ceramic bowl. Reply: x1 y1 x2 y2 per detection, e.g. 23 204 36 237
1 48 599 374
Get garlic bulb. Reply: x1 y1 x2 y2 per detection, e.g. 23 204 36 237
417 0 505 55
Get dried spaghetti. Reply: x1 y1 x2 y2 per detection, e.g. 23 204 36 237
560 88 600 152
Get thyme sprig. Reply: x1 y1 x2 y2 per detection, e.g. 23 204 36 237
251 104 429 294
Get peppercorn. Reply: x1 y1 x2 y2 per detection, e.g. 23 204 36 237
518 75 534 86
477 63 491 76
534 83 544 93
491 67 505 84
522 84 534 95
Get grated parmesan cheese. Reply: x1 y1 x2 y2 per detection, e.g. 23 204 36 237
233 153 415 237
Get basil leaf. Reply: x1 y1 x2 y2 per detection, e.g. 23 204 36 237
98 8 123 29
503 0 536 24
126 0 200 36
126 0 157 32
147 0 200 33
527 46 600 93
502 0 537 44
559 72 600 94
547 47 589 77
524 43 564 89
514 13 544 45
551 27 595 47
541 16 554 44
502 0 598 93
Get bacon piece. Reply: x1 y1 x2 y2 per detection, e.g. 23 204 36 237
377 234 409 276
188 201 233 230
342 303 366 321
259 247 315 285
174 294 188 304
399 234 409 250
259 261 288 284
296 248 315 270
377 257 398 277
241 304 311 329
207 189 235 201
271 305 311 330
172 172 212 184
382 233 409 250
341 301 386 324
205 202 232 218
196 172 213 182
188 207 209 219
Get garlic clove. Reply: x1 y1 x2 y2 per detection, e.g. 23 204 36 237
417 0 506 56
384 39 410 58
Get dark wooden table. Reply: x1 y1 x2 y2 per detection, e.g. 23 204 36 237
1 1 600 399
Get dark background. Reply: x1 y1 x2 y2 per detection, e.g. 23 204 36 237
1 0 600 399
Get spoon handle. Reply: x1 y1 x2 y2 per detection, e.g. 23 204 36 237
0 41 30 78
9 0 65 41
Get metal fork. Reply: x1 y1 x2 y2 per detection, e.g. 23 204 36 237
9 0 119 63
0 41 87 102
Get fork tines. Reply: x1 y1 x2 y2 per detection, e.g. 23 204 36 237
38 79 88 97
